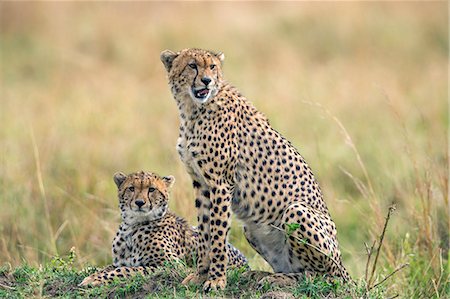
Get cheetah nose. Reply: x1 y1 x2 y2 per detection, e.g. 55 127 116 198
135 199 145 208
201 77 212 86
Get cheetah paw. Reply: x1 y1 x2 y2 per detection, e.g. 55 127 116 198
203 277 227 292
181 272 208 286
79 275 102 287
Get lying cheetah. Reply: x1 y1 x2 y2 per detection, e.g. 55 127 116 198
80 171 247 286
160 48 350 291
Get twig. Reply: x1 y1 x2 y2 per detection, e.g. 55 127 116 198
369 263 409 290
367 205 396 288
364 240 376 286
0 282 15 290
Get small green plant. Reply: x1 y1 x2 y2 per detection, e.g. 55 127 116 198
292 275 339 298
47 247 77 272
285 223 300 237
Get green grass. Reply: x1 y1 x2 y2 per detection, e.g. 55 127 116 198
0 1 448 298
0 251 388 298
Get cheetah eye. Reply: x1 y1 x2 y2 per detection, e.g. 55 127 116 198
210 64 216 70
127 186 135 192
148 187 156 193
188 63 197 69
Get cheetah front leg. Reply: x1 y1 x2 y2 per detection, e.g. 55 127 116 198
181 181 211 286
202 184 232 292
79 266 154 286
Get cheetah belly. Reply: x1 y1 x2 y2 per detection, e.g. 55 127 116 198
244 222 293 273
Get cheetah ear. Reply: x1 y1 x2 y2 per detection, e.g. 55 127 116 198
216 52 225 63
162 175 175 189
113 172 127 188
160 50 178 72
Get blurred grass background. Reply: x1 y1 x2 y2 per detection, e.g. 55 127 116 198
0 2 447 297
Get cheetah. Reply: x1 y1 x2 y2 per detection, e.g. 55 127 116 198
80 171 247 286
160 48 351 291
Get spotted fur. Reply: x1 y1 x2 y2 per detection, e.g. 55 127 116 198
80 171 247 286
160 48 350 291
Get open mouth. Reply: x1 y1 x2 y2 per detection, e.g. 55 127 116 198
191 87 210 101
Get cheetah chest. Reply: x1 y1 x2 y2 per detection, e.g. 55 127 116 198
176 135 205 182
121 230 146 266
114 225 162 267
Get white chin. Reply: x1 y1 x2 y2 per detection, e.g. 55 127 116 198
129 207 166 222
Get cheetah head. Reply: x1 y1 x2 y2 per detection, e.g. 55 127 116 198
160 48 225 105
113 171 175 224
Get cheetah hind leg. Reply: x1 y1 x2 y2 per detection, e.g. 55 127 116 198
282 203 351 282
79 266 152 286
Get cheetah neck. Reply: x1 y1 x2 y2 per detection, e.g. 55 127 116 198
121 209 170 230
176 96 204 123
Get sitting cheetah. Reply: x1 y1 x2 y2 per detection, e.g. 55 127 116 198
80 171 247 286
160 48 351 291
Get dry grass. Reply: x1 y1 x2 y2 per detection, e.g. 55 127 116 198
0 2 448 297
